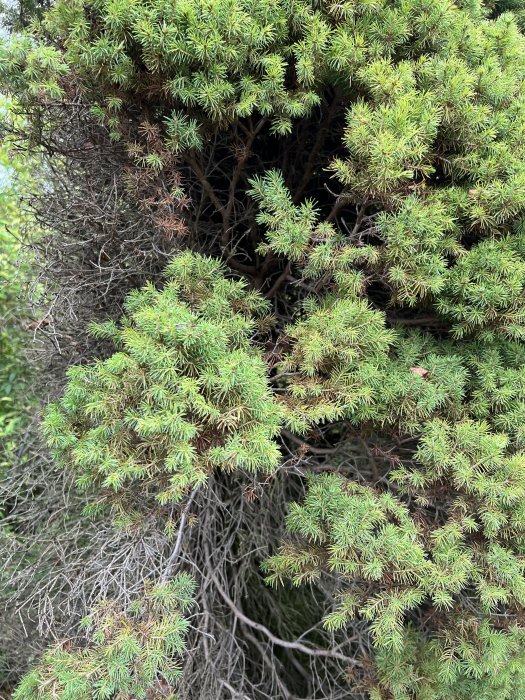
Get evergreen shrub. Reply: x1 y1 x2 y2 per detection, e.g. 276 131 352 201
4 0 525 696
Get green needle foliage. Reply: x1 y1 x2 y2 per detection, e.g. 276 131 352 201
6 0 525 696
43 252 282 523
13 575 195 700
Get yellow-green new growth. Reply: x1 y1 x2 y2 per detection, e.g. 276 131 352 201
13 575 195 700
43 252 282 522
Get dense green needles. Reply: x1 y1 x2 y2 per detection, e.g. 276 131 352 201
43 252 282 522
4 0 525 696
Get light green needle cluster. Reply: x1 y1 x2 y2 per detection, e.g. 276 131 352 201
43 252 282 521
266 453 525 696
13 575 195 700
0 0 327 139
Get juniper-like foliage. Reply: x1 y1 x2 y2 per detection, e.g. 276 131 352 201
43 252 281 524
13 574 195 700
3 0 525 697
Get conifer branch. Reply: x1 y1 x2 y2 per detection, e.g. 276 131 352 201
210 571 356 666
293 94 341 205
161 489 199 582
